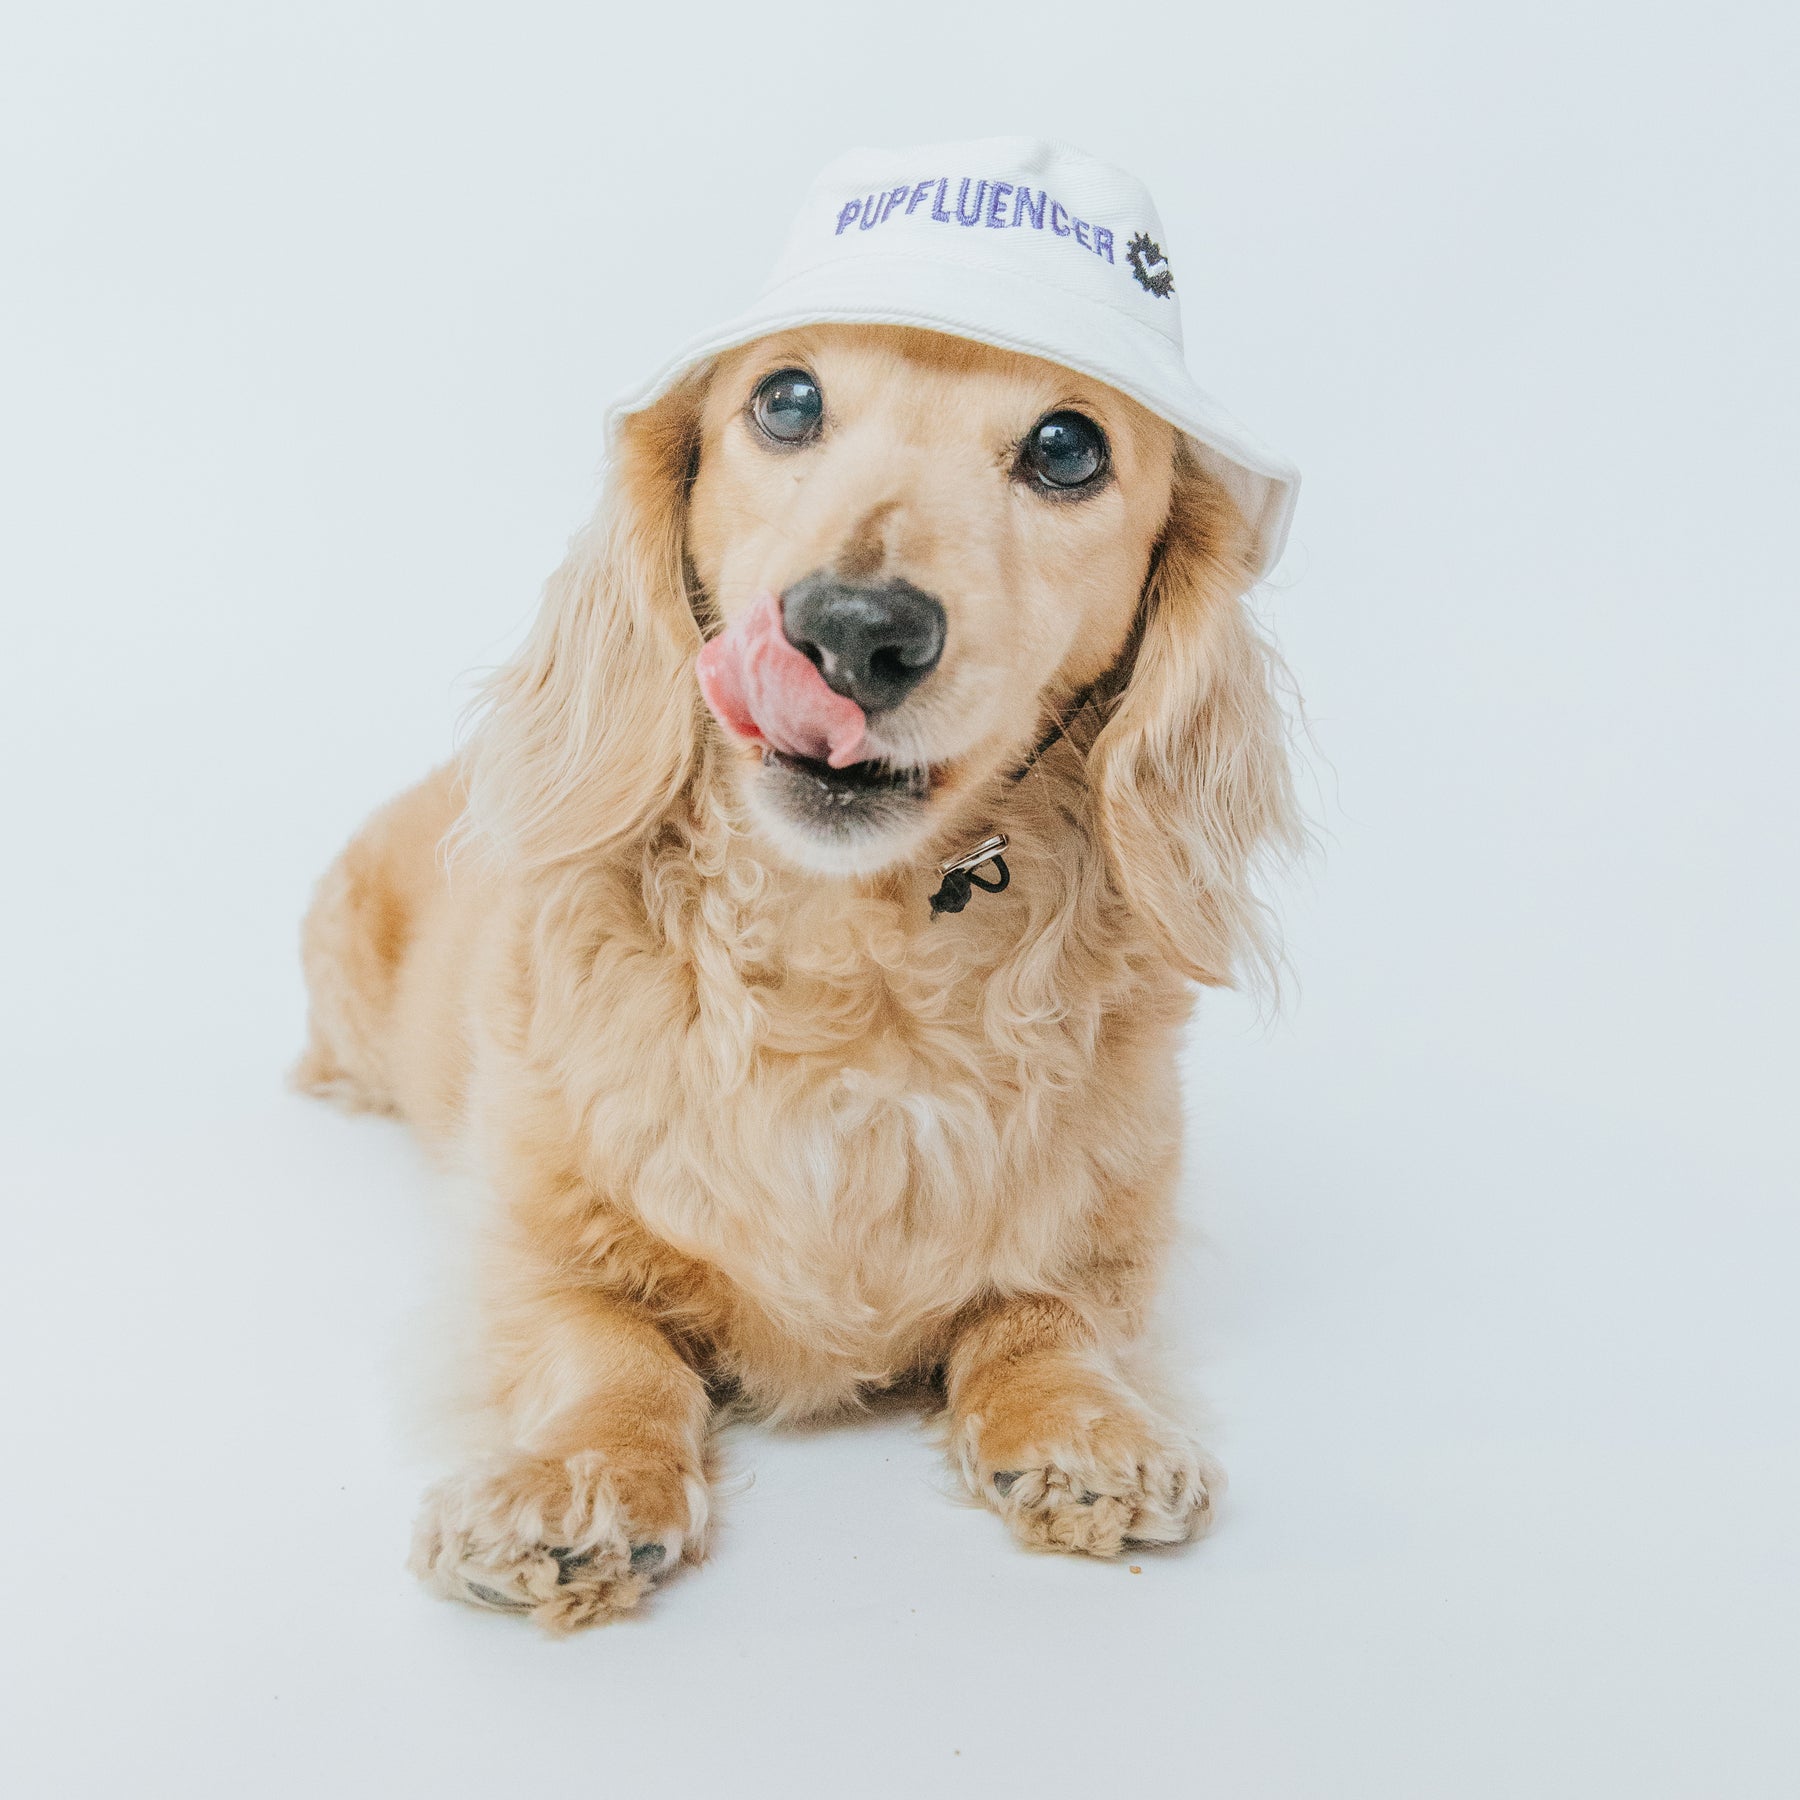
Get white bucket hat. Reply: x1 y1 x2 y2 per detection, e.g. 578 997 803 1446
608 136 1299 575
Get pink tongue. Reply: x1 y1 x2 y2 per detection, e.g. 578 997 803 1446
696 592 867 769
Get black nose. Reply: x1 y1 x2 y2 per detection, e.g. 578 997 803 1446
781 575 946 714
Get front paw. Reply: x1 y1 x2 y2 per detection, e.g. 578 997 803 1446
957 1394 1219 1557
409 1448 703 1633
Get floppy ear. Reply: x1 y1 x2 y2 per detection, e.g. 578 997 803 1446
459 375 710 867
1090 451 1302 987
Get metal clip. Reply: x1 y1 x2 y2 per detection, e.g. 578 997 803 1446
928 834 1011 919
936 833 1009 879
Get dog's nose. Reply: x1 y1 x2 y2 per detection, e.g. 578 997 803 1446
781 575 946 714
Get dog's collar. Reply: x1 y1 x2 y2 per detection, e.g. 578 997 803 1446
926 681 1110 919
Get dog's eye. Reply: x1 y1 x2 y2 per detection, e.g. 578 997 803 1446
751 369 824 445
1022 412 1108 490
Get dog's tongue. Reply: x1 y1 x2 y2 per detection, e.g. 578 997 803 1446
696 592 867 769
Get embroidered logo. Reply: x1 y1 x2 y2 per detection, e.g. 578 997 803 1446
831 177 1117 269
1125 231 1174 298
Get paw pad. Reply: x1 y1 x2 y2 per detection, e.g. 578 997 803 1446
464 1580 532 1613
550 1547 594 1584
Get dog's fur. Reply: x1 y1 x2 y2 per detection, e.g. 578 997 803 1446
296 325 1298 1630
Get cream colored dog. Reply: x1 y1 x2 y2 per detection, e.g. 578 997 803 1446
297 323 1298 1630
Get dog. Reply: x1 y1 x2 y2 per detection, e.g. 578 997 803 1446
296 321 1299 1630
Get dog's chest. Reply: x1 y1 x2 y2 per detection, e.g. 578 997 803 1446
661 1019 1083 1285
582 956 1130 1395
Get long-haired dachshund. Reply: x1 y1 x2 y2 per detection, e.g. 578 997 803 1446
297 322 1299 1630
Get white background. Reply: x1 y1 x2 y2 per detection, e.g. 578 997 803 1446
3 2 1796 1795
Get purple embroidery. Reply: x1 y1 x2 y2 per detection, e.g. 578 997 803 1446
954 177 988 226
1012 185 1046 229
828 173 1142 280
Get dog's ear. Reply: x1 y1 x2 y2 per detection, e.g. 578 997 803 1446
1089 452 1301 987
460 375 709 867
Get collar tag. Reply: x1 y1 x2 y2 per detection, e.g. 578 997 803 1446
928 834 1010 918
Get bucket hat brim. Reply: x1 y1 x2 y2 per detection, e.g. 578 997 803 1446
606 249 1299 577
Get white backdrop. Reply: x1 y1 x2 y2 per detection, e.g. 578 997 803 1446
3 3 1796 1795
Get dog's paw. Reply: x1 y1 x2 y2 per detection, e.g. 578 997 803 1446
408 1448 705 1633
956 1393 1219 1557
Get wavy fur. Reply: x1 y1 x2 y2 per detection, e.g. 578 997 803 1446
297 325 1298 1630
